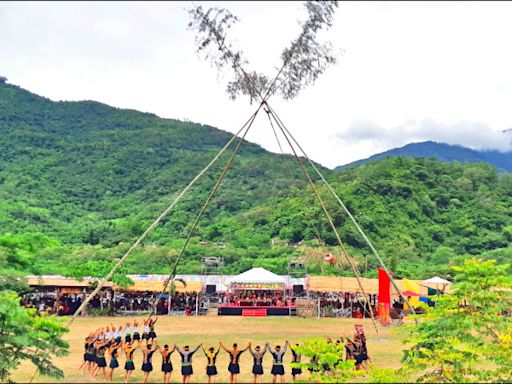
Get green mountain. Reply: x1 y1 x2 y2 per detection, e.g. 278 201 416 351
0 81 313 243
336 141 512 173
1 81 511 279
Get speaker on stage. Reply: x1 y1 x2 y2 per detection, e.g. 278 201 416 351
293 285 304 295
206 285 216 294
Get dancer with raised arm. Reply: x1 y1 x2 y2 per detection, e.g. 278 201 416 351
124 322 132 343
290 343 302 382
354 325 370 371
148 317 158 342
79 333 96 375
92 338 109 380
123 339 141 383
220 341 251 384
106 339 121 381
141 340 158 384
89 330 104 378
114 324 123 343
158 342 176 384
133 319 141 342
176 343 202 384
249 344 267 384
266 341 289 384
142 319 149 341
202 345 220 384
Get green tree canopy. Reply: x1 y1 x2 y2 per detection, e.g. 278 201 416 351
399 258 512 382
0 291 69 382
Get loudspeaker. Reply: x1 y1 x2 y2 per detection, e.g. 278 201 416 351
205 285 216 294
293 285 304 295
289 262 305 269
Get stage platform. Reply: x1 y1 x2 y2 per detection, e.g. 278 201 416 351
218 305 297 316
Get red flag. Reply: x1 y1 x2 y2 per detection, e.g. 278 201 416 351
378 268 391 325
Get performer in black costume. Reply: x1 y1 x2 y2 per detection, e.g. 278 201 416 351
79 334 96 375
266 341 289 384
249 344 267 384
290 343 302 381
176 343 202 384
141 340 158 384
158 343 176 384
148 317 158 341
123 339 141 384
220 341 251 384
353 327 370 371
133 319 141 342
202 346 220 384
106 340 121 381
92 343 108 380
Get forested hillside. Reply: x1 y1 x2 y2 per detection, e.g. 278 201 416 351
1 82 511 280
0 81 312 243
336 141 512 172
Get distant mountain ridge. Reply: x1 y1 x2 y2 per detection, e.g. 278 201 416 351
336 141 512 172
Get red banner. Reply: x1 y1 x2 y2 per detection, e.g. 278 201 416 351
378 268 391 325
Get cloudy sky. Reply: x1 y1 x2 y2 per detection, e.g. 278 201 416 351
1 1 512 168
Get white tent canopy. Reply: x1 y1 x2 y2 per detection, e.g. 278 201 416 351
423 276 452 284
227 267 286 285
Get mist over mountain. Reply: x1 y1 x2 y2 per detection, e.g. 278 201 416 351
336 141 512 173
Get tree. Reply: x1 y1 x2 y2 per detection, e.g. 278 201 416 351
503 225 512 242
292 337 364 383
399 258 512 382
187 1 339 103
0 269 29 294
66 260 133 287
0 291 69 382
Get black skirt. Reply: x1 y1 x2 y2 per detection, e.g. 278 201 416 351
125 360 135 371
206 366 217 376
355 353 368 365
228 363 240 374
142 333 149 340
142 363 153 372
149 331 157 339
83 353 88 362
96 357 107 368
252 364 263 375
85 353 95 362
181 365 193 376
271 365 285 375
292 367 302 375
109 358 119 369
125 335 132 343
162 363 173 373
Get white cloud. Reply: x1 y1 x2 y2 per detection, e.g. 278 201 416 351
337 118 512 153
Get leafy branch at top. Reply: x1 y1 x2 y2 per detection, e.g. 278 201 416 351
187 1 339 103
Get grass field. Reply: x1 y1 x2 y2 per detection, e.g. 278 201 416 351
13 316 405 383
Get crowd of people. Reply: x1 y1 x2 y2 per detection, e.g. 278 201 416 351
223 292 296 307
21 293 84 316
80 318 371 384
21 291 199 316
308 292 381 318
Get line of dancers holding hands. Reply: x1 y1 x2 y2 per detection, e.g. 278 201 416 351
79 318 369 384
